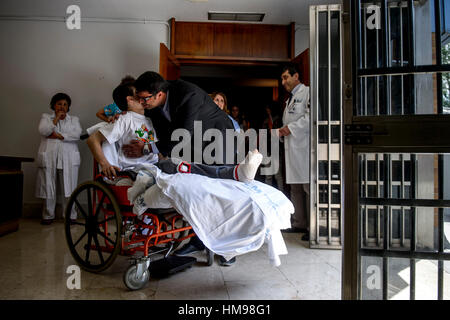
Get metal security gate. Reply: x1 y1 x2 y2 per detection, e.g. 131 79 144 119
342 0 450 300
310 4 343 249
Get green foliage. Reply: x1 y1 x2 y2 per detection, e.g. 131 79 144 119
443 43 450 113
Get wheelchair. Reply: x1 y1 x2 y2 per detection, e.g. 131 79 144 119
64 160 214 290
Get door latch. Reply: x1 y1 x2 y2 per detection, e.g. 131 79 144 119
344 124 373 145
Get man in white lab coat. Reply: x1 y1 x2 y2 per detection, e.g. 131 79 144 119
277 64 310 241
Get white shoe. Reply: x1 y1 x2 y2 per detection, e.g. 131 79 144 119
127 170 155 203
236 149 263 183
132 194 148 216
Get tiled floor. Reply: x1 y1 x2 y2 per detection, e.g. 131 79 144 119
0 219 342 300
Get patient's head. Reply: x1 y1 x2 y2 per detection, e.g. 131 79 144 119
112 76 142 112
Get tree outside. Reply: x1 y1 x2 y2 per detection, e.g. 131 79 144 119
443 42 450 114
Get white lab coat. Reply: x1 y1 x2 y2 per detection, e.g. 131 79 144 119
282 83 310 184
35 113 82 199
135 164 294 266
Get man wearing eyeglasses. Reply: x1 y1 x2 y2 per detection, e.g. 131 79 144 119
122 71 235 164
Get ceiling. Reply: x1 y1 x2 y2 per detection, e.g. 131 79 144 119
0 0 341 26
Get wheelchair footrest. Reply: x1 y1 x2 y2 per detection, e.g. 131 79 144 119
149 255 197 278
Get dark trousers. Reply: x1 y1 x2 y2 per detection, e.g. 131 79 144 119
156 159 236 180
290 183 310 230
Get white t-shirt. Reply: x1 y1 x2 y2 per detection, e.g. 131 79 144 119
99 111 159 170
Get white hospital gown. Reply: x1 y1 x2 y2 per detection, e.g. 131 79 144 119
136 164 293 266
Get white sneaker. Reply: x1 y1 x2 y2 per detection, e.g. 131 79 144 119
236 149 263 183
127 170 155 203
132 194 148 216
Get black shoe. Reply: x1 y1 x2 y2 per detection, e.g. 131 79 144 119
174 244 204 256
301 233 310 241
219 256 236 266
40 219 53 225
282 227 307 233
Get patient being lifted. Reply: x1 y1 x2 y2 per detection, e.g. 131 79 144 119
87 78 294 266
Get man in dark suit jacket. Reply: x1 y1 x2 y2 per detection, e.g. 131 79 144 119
124 71 237 265
125 71 235 164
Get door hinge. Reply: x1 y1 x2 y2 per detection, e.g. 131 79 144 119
344 124 373 145
342 12 350 24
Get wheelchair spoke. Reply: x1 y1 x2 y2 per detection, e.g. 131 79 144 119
96 229 116 246
85 233 92 263
73 230 88 247
97 215 116 225
92 233 105 264
71 221 85 227
86 187 92 216
74 198 88 220
94 193 107 218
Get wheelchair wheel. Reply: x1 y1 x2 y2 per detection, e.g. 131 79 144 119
123 264 150 290
65 181 122 273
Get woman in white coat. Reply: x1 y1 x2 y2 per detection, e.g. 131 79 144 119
277 65 311 240
35 93 82 225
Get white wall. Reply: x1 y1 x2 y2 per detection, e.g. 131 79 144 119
295 25 310 56
0 19 168 211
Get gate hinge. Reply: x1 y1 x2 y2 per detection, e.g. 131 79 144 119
342 12 350 24
344 124 373 145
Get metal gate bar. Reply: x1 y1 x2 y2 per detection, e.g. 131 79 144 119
310 4 343 249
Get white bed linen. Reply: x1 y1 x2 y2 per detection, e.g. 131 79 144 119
134 164 293 266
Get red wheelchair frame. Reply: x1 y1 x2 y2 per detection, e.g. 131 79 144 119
64 160 211 290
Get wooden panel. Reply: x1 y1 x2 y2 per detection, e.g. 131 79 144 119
159 43 180 80
292 48 310 86
173 20 292 61
249 24 291 59
213 24 254 57
174 22 214 56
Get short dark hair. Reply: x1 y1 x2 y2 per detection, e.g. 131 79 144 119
111 76 136 111
282 63 300 77
120 75 135 86
50 93 71 111
135 71 170 95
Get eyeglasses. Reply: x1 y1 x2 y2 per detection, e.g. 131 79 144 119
140 95 154 102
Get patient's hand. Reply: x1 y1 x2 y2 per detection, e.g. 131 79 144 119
122 139 144 158
100 161 121 180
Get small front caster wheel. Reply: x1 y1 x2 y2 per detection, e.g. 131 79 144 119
123 264 150 290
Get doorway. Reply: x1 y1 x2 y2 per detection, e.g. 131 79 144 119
181 64 282 128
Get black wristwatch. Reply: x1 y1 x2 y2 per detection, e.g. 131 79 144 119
143 142 151 155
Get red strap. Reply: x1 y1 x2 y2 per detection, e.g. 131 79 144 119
234 164 239 181
177 161 191 173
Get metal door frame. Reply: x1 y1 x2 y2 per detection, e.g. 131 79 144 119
310 4 343 249
342 0 450 300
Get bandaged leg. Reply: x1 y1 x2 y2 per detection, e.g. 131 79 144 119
236 149 263 183
127 170 156 203
157 151 263 183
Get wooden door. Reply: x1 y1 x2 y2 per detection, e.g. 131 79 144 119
159 43 180 80
291 48 310 86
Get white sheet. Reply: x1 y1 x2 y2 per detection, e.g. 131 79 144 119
133 163 293 266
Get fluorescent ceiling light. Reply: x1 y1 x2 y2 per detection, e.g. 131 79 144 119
208 11 265 22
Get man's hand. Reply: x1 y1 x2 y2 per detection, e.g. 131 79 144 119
122 139 144 158
100 161 121 180
158 153 168 161
278 126 291 137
